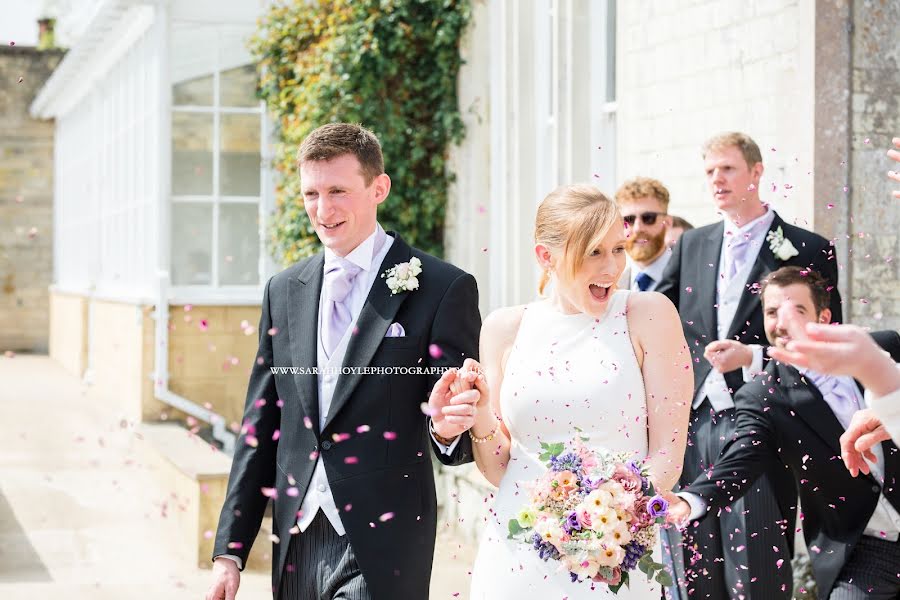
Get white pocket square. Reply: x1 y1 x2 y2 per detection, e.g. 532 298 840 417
385 322 406 338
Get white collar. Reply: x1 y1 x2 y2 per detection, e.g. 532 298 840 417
630 247 672 281
723 208 775 242
323 223 385 272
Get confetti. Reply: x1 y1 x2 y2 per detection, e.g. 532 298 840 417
18 76 24 83
227 541 243 550
379 512 395 522
383 431 398 440
356 425 371 433
303 416 313 429
198 319 209 331
344 456 359 464
429 344 443 359
203 530 213 539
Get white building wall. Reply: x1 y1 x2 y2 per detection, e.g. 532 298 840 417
54 8 159 301
449 0 616 312
616 0 815 230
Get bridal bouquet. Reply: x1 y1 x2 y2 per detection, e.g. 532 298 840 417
507 437 674 592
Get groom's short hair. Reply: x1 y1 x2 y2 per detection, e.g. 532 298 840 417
298 123 385 184
760 266 831 314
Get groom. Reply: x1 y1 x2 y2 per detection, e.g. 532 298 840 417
656 132 842 599
206 123 481 600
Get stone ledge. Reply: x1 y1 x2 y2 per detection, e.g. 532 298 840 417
135 422 272 571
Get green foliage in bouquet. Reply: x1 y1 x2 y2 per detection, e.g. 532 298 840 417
249 0 471 264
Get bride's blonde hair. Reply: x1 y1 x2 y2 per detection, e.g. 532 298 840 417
535 185 621 295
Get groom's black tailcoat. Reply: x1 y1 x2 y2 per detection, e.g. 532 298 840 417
655 211 842 598
213 233 481 599
683 331 900 599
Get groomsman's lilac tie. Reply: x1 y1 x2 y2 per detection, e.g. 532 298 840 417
322 257 363 356
723 236 752 285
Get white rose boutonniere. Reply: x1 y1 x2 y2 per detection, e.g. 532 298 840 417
766 226 799 261
382 256 422 295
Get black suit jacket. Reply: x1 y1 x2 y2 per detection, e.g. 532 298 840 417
656 211 842 399
212 233 481 599
684 330 900 598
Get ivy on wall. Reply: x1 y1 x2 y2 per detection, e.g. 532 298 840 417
250 0 471 264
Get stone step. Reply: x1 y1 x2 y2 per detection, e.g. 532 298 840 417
135 422 272 571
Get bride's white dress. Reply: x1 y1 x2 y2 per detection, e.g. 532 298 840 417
469 290 661 599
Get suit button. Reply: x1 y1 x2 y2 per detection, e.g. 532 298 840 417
872 484 880 493
317 483 327 493
321 441 333 451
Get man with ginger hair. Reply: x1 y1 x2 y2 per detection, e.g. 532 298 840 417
615 176 674 293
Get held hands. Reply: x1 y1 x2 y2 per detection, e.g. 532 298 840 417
206 557 240 600
663 493 692 529
703 340 753 374
427 358 486 441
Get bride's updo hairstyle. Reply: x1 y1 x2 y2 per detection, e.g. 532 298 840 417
535 184 621 296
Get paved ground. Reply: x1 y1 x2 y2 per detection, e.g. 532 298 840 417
0 354 476 599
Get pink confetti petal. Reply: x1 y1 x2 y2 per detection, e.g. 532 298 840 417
429 344 443 359
344 456 359 464
379 512 395 522
356 425 371 433
383 431 397 440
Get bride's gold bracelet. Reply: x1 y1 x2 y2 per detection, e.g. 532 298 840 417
469 414 501 444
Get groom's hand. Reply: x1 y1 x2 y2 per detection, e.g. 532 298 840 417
665 496 691 529
206 557 240 600
428 360 481 440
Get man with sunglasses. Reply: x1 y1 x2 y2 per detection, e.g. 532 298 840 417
655 131 842 600
614 176 673 292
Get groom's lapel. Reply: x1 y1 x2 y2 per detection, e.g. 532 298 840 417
323 233 413 432
288 255 324 435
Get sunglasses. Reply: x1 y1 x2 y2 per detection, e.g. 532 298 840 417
623 212 666 226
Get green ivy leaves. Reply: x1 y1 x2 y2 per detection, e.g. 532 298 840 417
249 0 471 265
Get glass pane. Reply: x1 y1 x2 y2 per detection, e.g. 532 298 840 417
220 113 261 196
173 73 213 105
220 65 258 107
218 203 260 285
171 203 213 285
172 112 213 195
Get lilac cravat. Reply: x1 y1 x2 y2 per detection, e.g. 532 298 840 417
806 371 861 429
322 257 363 357
722 235 752 285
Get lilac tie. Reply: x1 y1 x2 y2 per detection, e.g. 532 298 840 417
806 372 860 429
723 235 752 285
322 258 363 356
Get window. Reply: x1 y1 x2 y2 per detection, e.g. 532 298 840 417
170 24 263 290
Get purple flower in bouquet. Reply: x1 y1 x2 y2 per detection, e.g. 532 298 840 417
563 511 582 533
531 532 560 561
550 451 582 474
622 541 645 570
647 495 669 518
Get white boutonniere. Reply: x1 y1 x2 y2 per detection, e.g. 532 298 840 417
382 256 422 295
766 226 799 260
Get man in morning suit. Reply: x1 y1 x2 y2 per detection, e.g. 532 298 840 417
667 266 900 599
655 131 843 599
206 123 482 600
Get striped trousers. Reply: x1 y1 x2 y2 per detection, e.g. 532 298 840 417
829 535 900 599
278 511 372 600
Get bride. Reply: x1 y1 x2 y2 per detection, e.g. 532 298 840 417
449 185 692 598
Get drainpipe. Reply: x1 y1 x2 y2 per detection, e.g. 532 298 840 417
151 1 234 454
